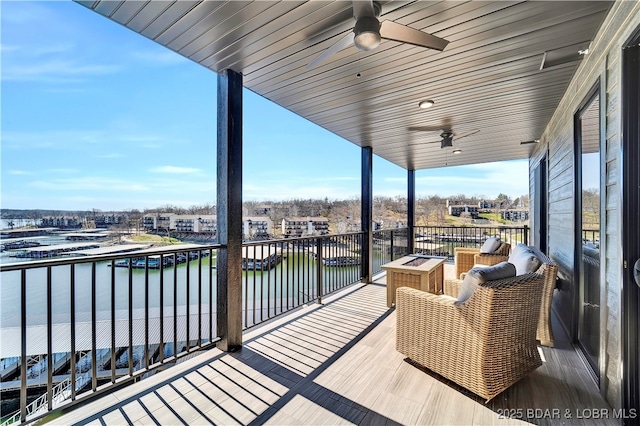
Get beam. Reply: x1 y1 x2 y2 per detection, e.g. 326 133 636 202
216 69 243 352
407 169 415 254
361 146 373 283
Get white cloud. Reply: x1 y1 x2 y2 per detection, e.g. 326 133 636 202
130 50 190 66
412 160 529 198
150 166 202 174
47 168 79 174
0 44 20 53
93 153 125 159
3 60 122 82
29 177 149 192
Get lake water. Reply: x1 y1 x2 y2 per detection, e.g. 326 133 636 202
0 220 363 357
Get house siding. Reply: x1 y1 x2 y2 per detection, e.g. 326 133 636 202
530 1 640 409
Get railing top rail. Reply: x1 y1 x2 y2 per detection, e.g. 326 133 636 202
246 232 364 246
414 225 528 230
0 243 222 272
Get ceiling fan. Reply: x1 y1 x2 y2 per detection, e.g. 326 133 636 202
408 126 480 149
307 0 449 69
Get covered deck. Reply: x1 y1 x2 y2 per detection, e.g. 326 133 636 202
48 266 613 426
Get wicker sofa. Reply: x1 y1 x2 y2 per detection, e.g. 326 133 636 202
454 241 511 279
446 245 558 347
396 270 545 402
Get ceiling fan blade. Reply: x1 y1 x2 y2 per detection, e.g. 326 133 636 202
307 32 354 69
352 0 375 19
452 129 480 141
379 20 449 51
408 125 445 132
407 137 441 146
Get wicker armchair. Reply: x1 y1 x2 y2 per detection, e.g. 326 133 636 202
396 271 544 402
454 242 511 279
445 246 558 347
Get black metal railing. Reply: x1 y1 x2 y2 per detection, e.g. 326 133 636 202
0 246 218 425
413 225 530 260
373 228 410 275
0 233 368 424
241 232 364 329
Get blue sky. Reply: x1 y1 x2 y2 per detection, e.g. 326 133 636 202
1 1 529 212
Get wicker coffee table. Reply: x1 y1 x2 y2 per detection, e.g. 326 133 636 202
381 255 446 307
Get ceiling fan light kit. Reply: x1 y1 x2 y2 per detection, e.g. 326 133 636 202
353 16 382 50
440 131 454 149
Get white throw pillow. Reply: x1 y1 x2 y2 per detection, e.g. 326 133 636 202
509 247 542 275
508 243 529 262
480 237 501 254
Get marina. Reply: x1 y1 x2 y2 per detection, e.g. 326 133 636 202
241 245 282 270
11 242 102 259
0 237 45 252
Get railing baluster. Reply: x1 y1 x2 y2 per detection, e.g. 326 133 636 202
260 246 265 323
89 262 97 391
186 251 190 352
316 238 323 304
243 246 248 327
267 244 271 319
110 259 116 383
173 253 177 358
209 249 213 344
70 264 76 401
128 260 133 376
198 252 202 347
144 256 149 370
159 255 164 364
20 269 27 424
47 266 53 410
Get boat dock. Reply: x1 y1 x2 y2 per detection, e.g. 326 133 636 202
0 228 57 238
308 246 360 267
62 232 110 241
241 245 282 270
0 236 46 252
67 244 150 256
12 242 101 259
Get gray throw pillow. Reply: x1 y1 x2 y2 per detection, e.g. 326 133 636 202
472 261 516 281
455 261 516 304
455 273 481 305
509 248 542 275
480 237 501 254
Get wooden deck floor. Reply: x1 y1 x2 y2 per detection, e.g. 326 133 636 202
47 267 616 425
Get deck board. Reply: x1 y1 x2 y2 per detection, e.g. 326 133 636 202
47 266 617 426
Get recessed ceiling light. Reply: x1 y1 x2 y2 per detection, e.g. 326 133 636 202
418 100 434 109
452 149 462 154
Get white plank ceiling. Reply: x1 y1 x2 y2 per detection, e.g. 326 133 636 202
75 1 612 170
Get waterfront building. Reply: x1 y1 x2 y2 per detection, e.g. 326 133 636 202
447 205 480 218
281 216 329 237
242 216 272 240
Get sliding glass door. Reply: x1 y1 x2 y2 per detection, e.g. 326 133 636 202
575 88 601 378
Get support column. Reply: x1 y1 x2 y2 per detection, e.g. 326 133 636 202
216 69 243 352
408 169 415 254
361 147 373 283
